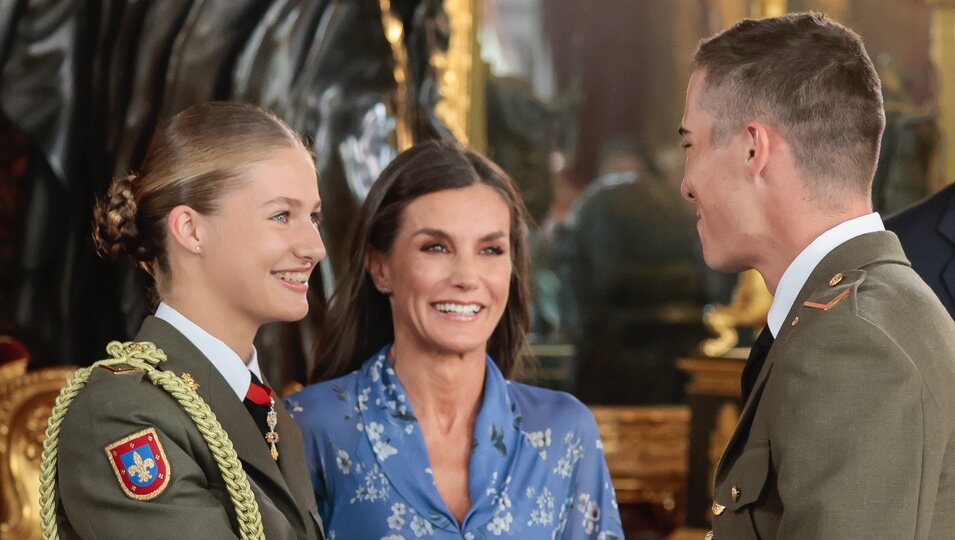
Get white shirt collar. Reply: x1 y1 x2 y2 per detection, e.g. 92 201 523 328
766 212 884 337
154 302 262 400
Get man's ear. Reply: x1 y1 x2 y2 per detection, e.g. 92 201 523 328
167 205 203 254
744 121 772 179
365 249 392 294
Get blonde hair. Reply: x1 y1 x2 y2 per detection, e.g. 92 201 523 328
92 101 310 291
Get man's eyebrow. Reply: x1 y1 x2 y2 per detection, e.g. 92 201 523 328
678 127 691 137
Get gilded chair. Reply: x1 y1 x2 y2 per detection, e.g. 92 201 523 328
591 405 691 527
0 366 76 540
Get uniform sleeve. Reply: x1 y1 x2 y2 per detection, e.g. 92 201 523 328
56 371 240 539
561 407 625 540
769 316 927 540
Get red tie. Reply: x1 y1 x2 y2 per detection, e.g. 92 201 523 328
244 372 274 440
245 376 273 406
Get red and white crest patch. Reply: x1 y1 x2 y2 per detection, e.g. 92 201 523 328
104 427 171 500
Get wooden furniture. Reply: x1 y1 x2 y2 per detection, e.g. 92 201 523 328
676 351 747 528
591 405 691 529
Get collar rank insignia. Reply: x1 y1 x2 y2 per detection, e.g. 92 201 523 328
104 427 171 500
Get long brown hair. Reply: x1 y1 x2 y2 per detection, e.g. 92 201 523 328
91 101 310 295
314 140 531 381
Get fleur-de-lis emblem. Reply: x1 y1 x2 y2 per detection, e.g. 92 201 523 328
127 450 155 483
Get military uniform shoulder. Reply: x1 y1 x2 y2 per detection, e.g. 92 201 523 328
799 270 862 313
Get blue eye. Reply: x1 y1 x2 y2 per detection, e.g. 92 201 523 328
271 212 289 224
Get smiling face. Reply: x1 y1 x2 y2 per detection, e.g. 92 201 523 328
679 70 762 273
197 147 325 328
369 183 512 360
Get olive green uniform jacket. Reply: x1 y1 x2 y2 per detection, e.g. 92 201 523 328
54 316 325 539
711 232 955 539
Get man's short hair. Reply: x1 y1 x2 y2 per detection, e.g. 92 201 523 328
693 12 885 201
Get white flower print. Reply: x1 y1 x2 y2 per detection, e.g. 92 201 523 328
575 493 591 512
486 512 514 535
523 428 552 460
336 449 352 474
373 439 398 460
554 432 584 478
358 387 371 412
380 536 404 540
350 464 391 504
366 421 399 461
581 501 600 533
371 356 384 381
387 502 407 530
528 487 555 526
409 515 433 537
575 493 601 533
551 497 573 539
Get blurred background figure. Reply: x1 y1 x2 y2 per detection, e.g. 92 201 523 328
886 182 955 320
555 135 710 404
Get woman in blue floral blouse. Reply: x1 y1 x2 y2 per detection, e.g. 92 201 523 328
288 140 623 539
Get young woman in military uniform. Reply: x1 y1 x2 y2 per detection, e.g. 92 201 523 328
39 102 326 539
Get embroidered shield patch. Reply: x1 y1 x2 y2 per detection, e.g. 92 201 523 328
104 427 171 500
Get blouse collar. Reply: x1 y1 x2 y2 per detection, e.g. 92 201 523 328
357 345 524 533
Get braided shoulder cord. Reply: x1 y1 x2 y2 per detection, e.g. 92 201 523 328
38 341 265 540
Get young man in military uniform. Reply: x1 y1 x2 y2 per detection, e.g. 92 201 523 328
679 13 955 539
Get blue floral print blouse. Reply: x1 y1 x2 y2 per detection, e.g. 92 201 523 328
287 346 623 539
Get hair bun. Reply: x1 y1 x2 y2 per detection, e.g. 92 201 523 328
92 174 150 264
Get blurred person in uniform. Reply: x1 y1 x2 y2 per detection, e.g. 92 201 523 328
556 135 709 404
885 182 955 319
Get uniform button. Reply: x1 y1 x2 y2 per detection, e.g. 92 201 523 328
829 272 844 287
791 316 799 327
711 501 726 516
704 531 714 540
731 486 741 501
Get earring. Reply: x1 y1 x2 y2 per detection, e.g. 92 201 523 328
378 286 392 295
195 246 201 253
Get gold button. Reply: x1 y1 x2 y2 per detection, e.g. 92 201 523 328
791 316 799 327
704 531 714 540
731 486 741 501
711 501 726 516
829 272 844 287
